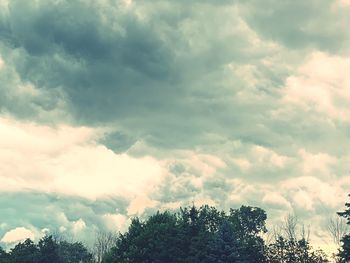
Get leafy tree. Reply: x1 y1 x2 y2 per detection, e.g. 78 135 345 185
38 235 60 263
180 206 222 262
337 194 350 262
10 239 40 263
104 211 184 263
103 205 268 263
205 220 245 263
0 236 93 263
228 206 267 262
0 247 10 263
266 236 328 263
59 240 93 263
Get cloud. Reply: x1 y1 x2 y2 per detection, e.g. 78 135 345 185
253 145 289 168
102 213 129 232
0 0 287 151
262 192 291 209
0 0 349 249
1 227 35 243
72 219 86 234
336 0 350 7
0 192 130 246
283 52 350 121
299 149 336 175
238 0 350 51
0 116 164 199
281 176 346 209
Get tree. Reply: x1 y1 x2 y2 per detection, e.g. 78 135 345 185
228 206 267 262
103 212 183 263
266 236 328 263
10 239 40 263
205 220 245 263
327 216 348 247
93 231 117 263
38 235 60 263
0 247 10 263
337 194 350 262
103 205 269 263
59 240 94 263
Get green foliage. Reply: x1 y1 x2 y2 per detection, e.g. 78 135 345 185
38 236 60 263
59 241 93 263
0 247 10 263
338 194 350 262
338 235 350 262
266 237 328 263
0 236 93 263
228 206 267 262
10 239 40 263
103 205 268 263
4 200 347 263
204 220 244 263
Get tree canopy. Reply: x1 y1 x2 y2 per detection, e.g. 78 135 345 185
0 236 93 263
337 194 350 262
2 200 348 263
102 205 328 263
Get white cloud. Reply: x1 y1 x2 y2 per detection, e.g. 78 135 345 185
293 190 314 211
253 146 288 168
59 226 67 233
0 116 164 200
232 158 251 171
102 213 129 232
281 176 345 208
127 195 158 216
0 0 9 10
0 55 4 70
336 0 350 7
72 219 86 234
184 152 226 177
1 227 35 243
262 192 291 208
193 196 216 207
299 149 336 175
283 52 350 120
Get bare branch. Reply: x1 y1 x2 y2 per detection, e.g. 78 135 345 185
327 216 348 246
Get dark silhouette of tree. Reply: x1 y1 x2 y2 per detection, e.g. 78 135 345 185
266 236 328 263
38 235 60 263
337 194 350 262
0 236 93 263
103 205 268 263
228 206 267 262
0 247 10 263
58 240 93 263
0 204 336 263
10 239 40 263
205 220 245 263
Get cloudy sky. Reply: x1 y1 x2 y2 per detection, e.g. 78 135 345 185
0 0 350 250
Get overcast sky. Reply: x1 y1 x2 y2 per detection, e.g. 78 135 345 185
0 0 350 250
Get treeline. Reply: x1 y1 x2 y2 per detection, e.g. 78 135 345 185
0 236 93 263
1 196 349 263
102 206 328 263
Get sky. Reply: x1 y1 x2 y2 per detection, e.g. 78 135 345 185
0 0 350 251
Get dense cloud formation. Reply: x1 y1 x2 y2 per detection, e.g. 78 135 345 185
0 0 349 252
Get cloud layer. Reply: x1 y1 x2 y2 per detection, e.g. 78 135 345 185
0 0 349 250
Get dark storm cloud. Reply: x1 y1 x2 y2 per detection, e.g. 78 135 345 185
2 0 178 121
0 0 286 150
